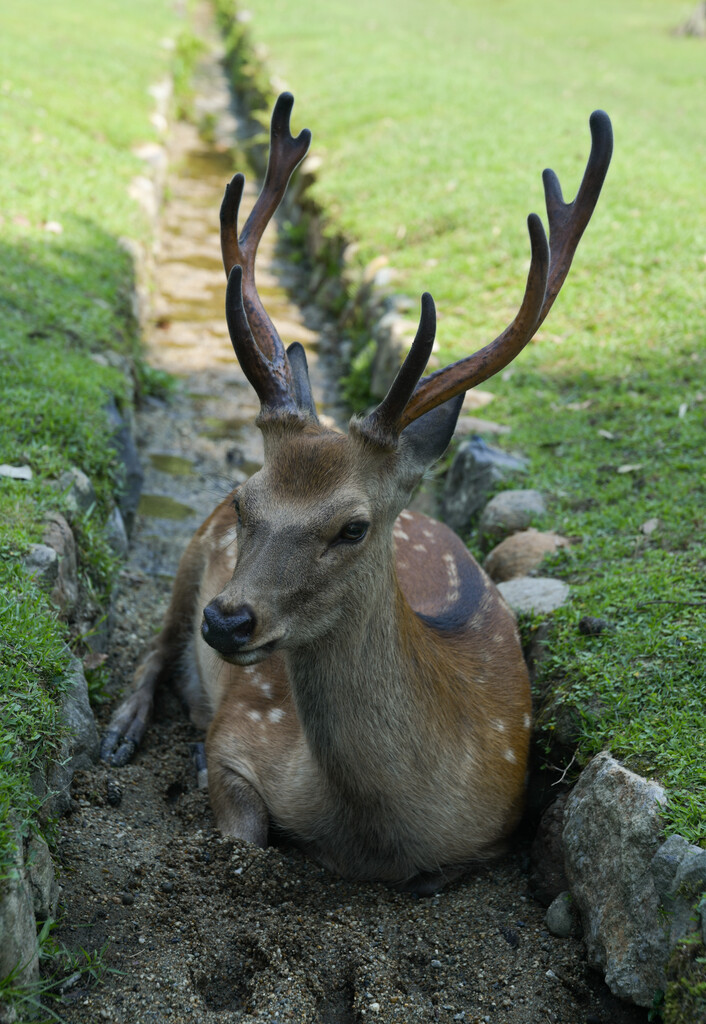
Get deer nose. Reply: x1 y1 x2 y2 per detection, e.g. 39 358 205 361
201 601 256 654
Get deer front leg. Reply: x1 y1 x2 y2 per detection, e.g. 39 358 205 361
207 756 269 847
100 644 166 766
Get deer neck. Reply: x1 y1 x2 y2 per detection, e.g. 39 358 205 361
285 555 434 799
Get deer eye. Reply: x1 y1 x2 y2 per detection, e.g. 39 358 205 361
337 521 369 544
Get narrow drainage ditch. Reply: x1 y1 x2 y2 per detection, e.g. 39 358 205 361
51 18 646 1024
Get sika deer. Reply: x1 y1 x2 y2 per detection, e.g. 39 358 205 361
102 95 612 892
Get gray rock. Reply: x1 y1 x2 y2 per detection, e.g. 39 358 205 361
106 398 143 535
663 844 706 945
651 833 694 899
530 793 569 906
24 513 79 619
478 488 546 546
25 835 59 922
442 439 528 531
0 829 39 990
42 512 79 616
24 543 59 592
45 657 99 818
546 891 579 938
563 752 669 1006
60 656 100 771
104 506 129 558
369 312 416 400
58 466 96 516
497 577 570 615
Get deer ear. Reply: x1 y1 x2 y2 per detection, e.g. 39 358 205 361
399 393 464 476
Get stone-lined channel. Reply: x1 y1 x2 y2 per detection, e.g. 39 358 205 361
52 27 645 1024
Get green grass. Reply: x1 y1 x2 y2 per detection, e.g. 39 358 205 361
223 0 706 843
0 0 180 974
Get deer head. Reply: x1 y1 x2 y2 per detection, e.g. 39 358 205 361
201 93 613 664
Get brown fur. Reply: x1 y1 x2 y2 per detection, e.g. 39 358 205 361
111 424 531 889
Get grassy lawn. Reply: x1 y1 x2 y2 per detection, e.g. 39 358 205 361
0 0 178 899
223 0 706 844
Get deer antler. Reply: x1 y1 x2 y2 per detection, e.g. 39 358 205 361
221 93 312 417
359 110 613 440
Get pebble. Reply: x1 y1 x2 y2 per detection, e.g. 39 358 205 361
106 776 122 806
578 616 613 636
161 880 174 893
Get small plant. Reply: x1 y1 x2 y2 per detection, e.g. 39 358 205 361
0 918 117 1024
172 27 207 122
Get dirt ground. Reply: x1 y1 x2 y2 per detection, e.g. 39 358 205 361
52 36 647 1024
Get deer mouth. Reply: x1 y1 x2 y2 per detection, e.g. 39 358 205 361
219 637 282 665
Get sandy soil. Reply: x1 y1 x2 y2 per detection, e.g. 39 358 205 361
52 37 646 1024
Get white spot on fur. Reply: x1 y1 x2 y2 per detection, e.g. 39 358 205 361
413 543 427 553
268 707 286 724
244 665 257 675
393 528 409 541
399 511 413 521
247 709 262 723
422 529 435 540
504 748 517 764
493 633 505 645
258 680 273 698
523 713 531 730
491 718 506 733
442 551 460 588
445 589 460 604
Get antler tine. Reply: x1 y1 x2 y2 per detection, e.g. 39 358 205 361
538 109 613 328
220 92 311 373
394 214 549 429
225 265 299 417
382 111 612 433
355 292 438 445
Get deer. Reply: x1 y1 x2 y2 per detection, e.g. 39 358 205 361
101 94 612 893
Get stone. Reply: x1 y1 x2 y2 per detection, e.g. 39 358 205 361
563 752 669 1006
546 891 579 939
42 512 79 616
24 543 59 593
58 466 96 517
25 835 59 921
453 416 510 438
104 506 129 558
106 397 143 535
497 577 570 615
484 528 570 583
578 616 613 636
442 439 528 531
45 657 99 818
478 488 546 547
530 793 569 906
661 842 706 945
0 828 39 991
369 312 417 399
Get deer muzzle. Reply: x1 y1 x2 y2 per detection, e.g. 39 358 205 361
201 600 257 656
